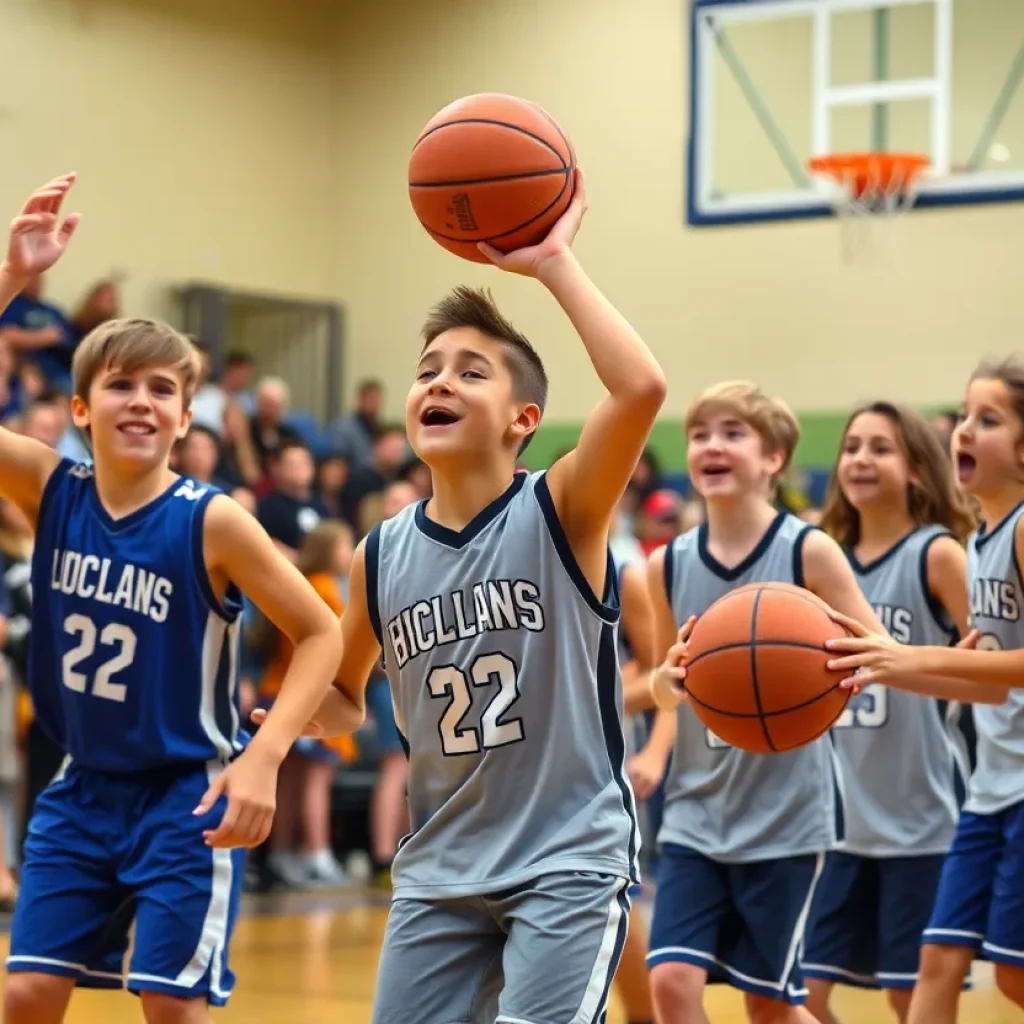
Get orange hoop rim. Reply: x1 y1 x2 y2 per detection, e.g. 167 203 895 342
808 152 930 197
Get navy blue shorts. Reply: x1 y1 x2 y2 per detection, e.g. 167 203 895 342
7 759 246 1006
924 802 1024 965
647 842 825 1005
803 851 945 989
366 676 403 755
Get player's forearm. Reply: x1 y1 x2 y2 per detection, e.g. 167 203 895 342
623 661 656 713
912 645 1024 691
538 253 665 404
884 670 1006 705
246 630 344 760
643 708 677 764
314 684 366 737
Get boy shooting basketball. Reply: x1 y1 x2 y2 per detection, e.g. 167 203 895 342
287 168 667 1024
0 174 344 1024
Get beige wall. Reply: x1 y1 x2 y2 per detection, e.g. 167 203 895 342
2 0 1021 426
0 0 338 322
333 0 1024 421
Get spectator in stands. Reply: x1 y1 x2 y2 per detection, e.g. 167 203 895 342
343 425 409 533
398 457 432 501
220 399 262 489
69 279 119 345
257 439 330 560
330 378 384 470
636 488 684 556
20 396 66 450
176 425 255 510
250 376 299 469
316 452 352 523
0 341 22 423
0 273 75 392
188 343 229 436
220 350 256 414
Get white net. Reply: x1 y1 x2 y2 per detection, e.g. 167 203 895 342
809 154 928 265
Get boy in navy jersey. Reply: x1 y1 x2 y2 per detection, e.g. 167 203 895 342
0 174 345 1023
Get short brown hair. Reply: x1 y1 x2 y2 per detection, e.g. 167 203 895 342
819 401 976 548
421 286 548 453
72 318 203 407
685 380 801 477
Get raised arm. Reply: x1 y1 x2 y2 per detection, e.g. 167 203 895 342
0 174 81 521
480 171 667 574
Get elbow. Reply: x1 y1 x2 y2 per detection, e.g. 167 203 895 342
637 368 668 408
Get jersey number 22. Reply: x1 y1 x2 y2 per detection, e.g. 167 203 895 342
62 614 138 703
428 652 524 756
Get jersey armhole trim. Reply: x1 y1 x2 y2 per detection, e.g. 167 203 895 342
792 524 817 588
534 473 619 624
663 541 675 602
364 522 384 646
35 457 75 532
190 493 243 624
919 530 958 640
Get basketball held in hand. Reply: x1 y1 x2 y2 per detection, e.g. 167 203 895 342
408 93 576 263
684 582 852 754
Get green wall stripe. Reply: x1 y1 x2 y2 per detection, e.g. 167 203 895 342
524 409 944 473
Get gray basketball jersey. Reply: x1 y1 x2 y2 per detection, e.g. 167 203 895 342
833 526 966 856
368 471 639 898
659 512 840 862
964 502 1024 815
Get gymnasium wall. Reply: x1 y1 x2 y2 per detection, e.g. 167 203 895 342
3 0 1022 471
331 0 1024 469
0 0 339 320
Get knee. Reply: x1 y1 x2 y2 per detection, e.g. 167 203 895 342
140 990 210 1024
916 942 971 994
3 972 74 1024
994 963 1024 1007
744 993 792 1024
885 986 912 1022
649 961 704 1015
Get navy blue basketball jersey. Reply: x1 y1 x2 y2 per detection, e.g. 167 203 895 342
29 460 245 772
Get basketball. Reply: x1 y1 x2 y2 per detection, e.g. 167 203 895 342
408 93 576 263
685 582 852 754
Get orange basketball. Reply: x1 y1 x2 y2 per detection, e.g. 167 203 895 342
408 93 576 263
685 582 851 754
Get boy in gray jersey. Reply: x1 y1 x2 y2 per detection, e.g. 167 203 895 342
277 170 667 1024
643 382 890 1024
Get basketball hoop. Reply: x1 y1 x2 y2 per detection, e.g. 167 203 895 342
808 152 929 265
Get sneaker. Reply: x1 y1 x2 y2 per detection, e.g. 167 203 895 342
267 850 310 888
304 849 349 887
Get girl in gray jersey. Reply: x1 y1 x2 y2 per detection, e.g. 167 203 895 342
827 359 1024 1024
801 403 974 1024
642 382 888 1024
277 173 670 1024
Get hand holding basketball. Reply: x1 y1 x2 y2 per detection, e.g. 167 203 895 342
478 168 588 279
825 610 916 685
651 616 697 711
3 173 81 282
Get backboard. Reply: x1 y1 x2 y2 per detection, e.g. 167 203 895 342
688 0 1024 225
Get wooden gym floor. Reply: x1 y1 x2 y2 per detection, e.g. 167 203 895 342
1 889 1015 1022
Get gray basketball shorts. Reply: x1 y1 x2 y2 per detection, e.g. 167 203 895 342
370 871 632 1024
